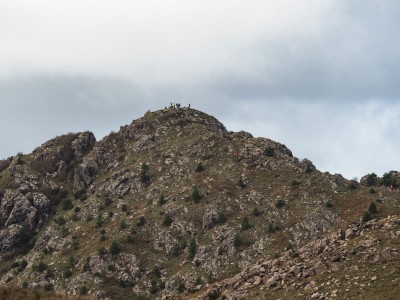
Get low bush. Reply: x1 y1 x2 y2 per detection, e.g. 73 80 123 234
238 177 245 188
32 261 47 273
381 172 398 187
366 173 378 186
264 147 275 157
74 189 87 201
163 215 173 226
252 207 262 216
275 199 285 208
158 194 167 206
188 238 197 259
55 216 66 226
369 202 377 214
119 220 128 230
241 217 251 230
362 211 372 222
195 162 205 172
140 163 150 183
110 241 121 255
137 216 146 226
216 212 227 224
62 199 73 210
191 187 201 203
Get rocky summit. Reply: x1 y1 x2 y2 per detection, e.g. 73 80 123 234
1 108 400 300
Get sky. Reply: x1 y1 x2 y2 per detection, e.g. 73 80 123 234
1 0 400 179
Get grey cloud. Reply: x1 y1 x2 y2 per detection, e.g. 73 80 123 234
0 76 149 158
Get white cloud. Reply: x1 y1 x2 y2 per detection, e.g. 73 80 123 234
0 1 400 180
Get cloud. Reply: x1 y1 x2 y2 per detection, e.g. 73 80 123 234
0 1 400 179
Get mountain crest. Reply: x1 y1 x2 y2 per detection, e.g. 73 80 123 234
0 108 400 299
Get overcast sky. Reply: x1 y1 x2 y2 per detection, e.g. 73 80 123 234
1 0 399 179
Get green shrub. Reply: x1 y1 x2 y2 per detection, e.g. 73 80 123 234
55 216 66 226
72 213 79 221
126 235 134 244
252 207 262 216
62 199 73 210
291 179 300 187
121 204 128 212
366 173 378 186
22 281 28 289
177 282 185 293
348 181 358 190
45 269 54 279
188 238 197 259
60 226 69 237
275 199 285 209
369 188 377 194
96 214 103 228
15 224 34 247
152 265 162 278
79 286 88 295
158 194 167 206
64 269 72 278
267 223 280 233
264 147 275 157
195 162 205 172
233 233 242 247
119 220 128 230
110 241 121 255
241 217 251 230
140 163 150 183
369 202 377 214
238 177 245 188
44 283 54 291
381 172 397 187
195 277 203 286
74 189 87 201
163 215 173 226
216 212 227 224
98 247 107 256
191 187 201 203
207 272 214 284
17 260 27 272
85 214 93 222
325 201 333 208
362 211 372 222
16 154 25 165
10 261 19 269
137 216 146 226
32 261 47 272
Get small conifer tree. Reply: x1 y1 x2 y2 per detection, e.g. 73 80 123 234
195 162 205 172
192 187 201 203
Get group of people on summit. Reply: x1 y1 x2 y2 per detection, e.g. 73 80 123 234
166 102 190 110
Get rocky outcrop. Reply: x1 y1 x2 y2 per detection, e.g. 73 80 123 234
196 215 400 299
0 191 50 256
71 132 96 158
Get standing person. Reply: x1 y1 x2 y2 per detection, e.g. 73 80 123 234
188 103 191 109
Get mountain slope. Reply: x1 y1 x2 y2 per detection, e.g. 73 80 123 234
0 108 399 299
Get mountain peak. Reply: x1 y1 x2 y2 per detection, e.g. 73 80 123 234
1 108 400 299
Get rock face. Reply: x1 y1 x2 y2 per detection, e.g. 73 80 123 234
71 132 96 158
0 190 50 254
197 215 400 300
1 108 400 300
